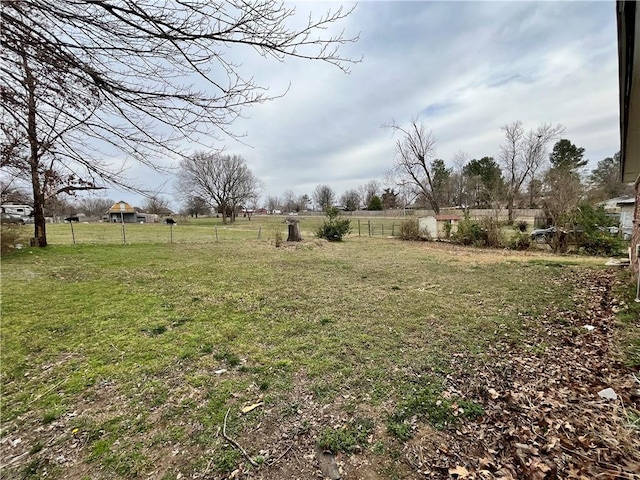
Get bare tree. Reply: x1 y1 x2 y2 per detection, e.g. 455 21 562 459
340 189 360 211
181 195 210 218
358 180 380 208
143 195 171 215
176 152 261 224
387 119 441 214
542 168 583 252
451 151 469 207
313 184 335 211
265 195 281 214
282 189 297 213
76 196 115 218
499 121 565 223
1 1 358 246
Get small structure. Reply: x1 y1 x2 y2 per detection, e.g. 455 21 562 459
418 215 460 240
107 201 138 223
617 197 636 240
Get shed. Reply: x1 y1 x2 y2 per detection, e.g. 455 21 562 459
107 201 138 223
617 198 636 240
418 215 460 239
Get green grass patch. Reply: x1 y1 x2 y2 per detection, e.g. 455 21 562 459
387 379 484 439
316 417 374 453
1 237 597 477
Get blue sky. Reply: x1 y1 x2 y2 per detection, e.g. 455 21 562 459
101 1 620 209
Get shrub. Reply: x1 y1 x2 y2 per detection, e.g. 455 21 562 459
316 207 351 241
479 216 505 248
273 228 284 247
580 236 625 257
516 220 528 232
399 218 423 241
508 231 531 250
1 225 27 255
451 216 483 246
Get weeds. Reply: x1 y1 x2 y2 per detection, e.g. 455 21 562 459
316 417 374 453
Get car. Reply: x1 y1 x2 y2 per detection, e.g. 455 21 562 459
597 225 619 235
530 226 556 242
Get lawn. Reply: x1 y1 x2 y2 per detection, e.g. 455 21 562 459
1 235 638 479
20 214 413 246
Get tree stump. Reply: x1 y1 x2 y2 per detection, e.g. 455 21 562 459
286 218 302 242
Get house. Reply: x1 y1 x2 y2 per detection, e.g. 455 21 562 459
617 1 639 275
107 201 138 223
418 215 460 239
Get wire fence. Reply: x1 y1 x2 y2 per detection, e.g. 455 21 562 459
37 218 407 245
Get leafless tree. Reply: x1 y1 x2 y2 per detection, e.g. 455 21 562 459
176 152 261 224
143 195 172 215
181 196 210 218
451 151 469 208
499 121 565 223
387 119 441 214
282 189 297 213
1 0 358 246
542 168 583 252
340 189 360 211
358 180 380 208
265 195 281 213
76 196 115 218
313 184 335 211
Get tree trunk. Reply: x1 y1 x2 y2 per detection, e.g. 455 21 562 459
507 196 515 224
23 49 47 247
287 223 301 242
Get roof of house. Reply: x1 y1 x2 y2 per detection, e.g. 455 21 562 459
617 1 640 183
107 201 136 213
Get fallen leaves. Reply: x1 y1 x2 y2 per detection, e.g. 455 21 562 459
404 269 640 479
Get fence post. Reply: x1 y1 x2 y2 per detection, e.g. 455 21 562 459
382 224 385 236
392 223 395 236
121 221 126 244
215 227 219 242
257 225 262 240
170 223 173 243
358 219 361 237
69 221 76 245
368 220 371 237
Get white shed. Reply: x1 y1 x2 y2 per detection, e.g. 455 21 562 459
418 215 460 239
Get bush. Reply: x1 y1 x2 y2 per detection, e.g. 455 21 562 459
580 236 625 256
451 215 505 248
1 225 27 255
479 216 505 248
516 220 528 232
508 231 531 250
451 216 483 246
316 207 351 241
399 218 425 241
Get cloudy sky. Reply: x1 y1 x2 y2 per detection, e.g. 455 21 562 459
105 0 620 209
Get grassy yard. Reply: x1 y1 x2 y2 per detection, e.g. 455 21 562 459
22 215 407 246
1 236 637 479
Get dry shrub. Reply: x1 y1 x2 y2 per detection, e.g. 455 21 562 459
1 225 27 255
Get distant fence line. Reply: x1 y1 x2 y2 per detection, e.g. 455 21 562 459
43 219 403 245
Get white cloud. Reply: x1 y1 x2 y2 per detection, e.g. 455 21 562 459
104 0 620 206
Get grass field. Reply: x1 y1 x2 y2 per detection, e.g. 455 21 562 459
1 234 637 479
20 215 408 246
